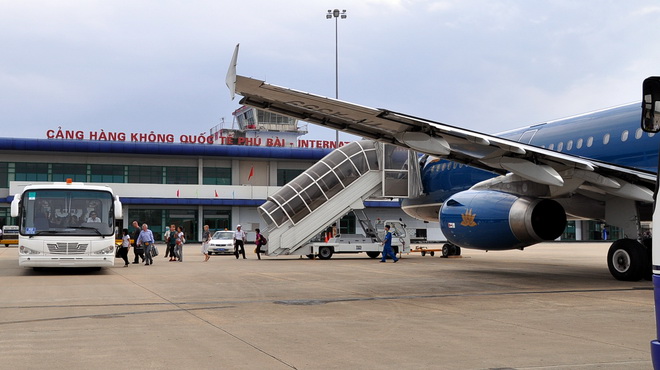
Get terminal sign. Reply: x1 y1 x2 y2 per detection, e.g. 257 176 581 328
46 128 349 148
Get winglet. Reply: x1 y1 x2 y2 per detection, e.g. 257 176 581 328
226 43 239 100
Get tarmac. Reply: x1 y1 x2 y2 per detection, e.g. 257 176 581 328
0 242 654 370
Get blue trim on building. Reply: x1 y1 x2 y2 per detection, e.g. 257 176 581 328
0 137 332 159
118 197 266 206
118 198 400 207
3 196 400 207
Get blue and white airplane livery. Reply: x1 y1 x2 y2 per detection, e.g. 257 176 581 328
226 45 657 282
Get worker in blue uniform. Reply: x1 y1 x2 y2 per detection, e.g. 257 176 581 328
380 225 399 263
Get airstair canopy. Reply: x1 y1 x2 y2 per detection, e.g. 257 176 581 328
258 139 422 256
259 140 379 228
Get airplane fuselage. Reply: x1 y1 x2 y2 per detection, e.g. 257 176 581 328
419 103 658 205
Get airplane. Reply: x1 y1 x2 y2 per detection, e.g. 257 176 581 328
225 44 657 281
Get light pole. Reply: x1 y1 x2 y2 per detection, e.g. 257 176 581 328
326 9 347 148
326 9 347 237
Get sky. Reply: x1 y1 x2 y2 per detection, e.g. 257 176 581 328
2 1 660 142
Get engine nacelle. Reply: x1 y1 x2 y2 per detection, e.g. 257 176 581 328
439 190 567 250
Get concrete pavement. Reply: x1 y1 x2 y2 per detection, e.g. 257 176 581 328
0 242 653 369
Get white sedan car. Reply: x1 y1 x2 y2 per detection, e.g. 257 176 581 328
208 231 235 255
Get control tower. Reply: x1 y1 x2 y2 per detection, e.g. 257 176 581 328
209 106 308 147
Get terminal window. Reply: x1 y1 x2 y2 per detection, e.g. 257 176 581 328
52 163 87 182
166 166 198 185
90 164 125 183
15 163 48 182
277 169 304 186
0 163 7 188
203 167 231 185
128 166 163 184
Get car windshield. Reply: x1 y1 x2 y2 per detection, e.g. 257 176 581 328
212 231 234 240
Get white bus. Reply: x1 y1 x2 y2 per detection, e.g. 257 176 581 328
10 179 122 268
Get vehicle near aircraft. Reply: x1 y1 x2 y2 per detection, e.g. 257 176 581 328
226 45 658 281
1 225 18 247
208 230 235 255
10 179 123 268
293 218 409 260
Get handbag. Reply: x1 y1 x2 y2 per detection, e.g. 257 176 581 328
151 244 159 257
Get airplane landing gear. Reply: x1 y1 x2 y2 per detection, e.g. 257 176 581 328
441 243 461 258
607 238 649 281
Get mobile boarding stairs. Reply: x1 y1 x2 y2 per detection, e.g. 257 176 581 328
258 140 421 258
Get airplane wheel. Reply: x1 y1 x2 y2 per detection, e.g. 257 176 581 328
318 246 333 260
442 244 452 258
607 239 646 281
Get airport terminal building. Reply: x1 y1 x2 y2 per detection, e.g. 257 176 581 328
0 107 438 242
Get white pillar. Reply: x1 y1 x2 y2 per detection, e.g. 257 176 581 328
575 220 582 241
197 205 203 242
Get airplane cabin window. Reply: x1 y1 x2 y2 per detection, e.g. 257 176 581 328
566 140 573 150
587 136 593 147
576 138 583 149
603 133 610 145
636 128 643 139
621 130 628 142
557 142 563 152
548 143 554 150
649 132 656 138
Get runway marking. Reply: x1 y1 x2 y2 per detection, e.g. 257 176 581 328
273 286 651 305
0 285 648 312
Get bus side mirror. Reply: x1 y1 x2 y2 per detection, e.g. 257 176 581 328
114 197 123 219
10 195 19 218
642 77 660 133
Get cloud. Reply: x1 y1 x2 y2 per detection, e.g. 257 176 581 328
0 1 658 139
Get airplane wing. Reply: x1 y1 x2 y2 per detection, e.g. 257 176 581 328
228 46 655 204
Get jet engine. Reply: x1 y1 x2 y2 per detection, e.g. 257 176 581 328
439 190 567 250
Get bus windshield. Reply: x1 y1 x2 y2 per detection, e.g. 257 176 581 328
20 189 115 236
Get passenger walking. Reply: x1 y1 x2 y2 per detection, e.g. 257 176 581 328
254 228 265 260
137 223 155 265
164 226 172 258
380 225 399 263
131 220 145 264
201 225 211 262
233 224 246 259
119 228 131 267
174 226 185 262
166 224 177 261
